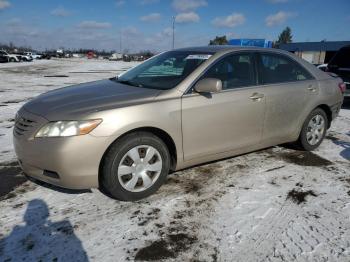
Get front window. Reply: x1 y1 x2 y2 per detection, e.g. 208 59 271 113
117 51 213 90
200 53 256 90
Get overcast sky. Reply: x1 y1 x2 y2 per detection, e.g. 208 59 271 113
0 0 349 52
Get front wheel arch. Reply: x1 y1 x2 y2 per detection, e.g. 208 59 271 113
98 127 177 187
99 130 171 200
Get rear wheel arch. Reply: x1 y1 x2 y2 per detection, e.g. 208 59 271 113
98 127 177 186
316 104 332 129
297 107 328 151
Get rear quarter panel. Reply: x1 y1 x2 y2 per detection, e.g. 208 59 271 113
260 79 319 144
287 76 343 141
317 77 344 117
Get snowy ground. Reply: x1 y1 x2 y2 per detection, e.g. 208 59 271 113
0 59 349 262
0 58 139 162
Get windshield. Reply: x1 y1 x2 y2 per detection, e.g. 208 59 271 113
117 51 213 90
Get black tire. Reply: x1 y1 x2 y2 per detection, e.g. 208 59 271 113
298 108 328 151
100 132 170 201
10 58 16 62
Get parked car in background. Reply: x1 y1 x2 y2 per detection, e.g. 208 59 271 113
87 51 96 59
317 63 328 71
14 46 344 201
109 53 123 61
40 52 52 60
326 45 350 98
24 52 42 59
18 53 33 62
123 54 131 62
0 52 9 63
0 50 20 62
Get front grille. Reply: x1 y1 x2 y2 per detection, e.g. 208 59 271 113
14 114 37 137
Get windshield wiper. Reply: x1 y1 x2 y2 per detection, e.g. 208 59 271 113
117 79 143 88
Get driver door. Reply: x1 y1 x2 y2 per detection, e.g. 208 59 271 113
181 52 266 161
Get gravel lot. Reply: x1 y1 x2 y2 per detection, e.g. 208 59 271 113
0 59 349 262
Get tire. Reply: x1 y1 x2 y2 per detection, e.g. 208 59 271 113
298 108 328 151
10 58 16 62
101 132 170 201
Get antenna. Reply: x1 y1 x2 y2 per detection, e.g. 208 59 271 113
172 16 175 49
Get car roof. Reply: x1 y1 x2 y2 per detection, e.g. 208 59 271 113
174 45 276 53
173 45 328 81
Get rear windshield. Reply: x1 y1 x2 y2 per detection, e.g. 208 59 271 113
117 51 214 90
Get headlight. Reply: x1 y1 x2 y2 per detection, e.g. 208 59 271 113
35 119 102 138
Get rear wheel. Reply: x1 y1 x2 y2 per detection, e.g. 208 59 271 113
298 108 328 151
101 132 170 201
10 57 16 62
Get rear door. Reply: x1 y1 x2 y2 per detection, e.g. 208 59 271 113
256 52 319 142
181 52 266 161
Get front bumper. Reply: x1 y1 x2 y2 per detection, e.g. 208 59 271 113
13 109 110 189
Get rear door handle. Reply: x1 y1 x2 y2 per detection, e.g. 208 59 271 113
307 85 316 92
249 92 264 101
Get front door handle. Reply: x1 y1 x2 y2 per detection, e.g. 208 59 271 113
250 92 264 101
307 85 316 92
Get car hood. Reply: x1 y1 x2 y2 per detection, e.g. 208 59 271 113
24 79 161 120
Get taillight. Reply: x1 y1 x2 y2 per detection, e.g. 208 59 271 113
339 82 346 94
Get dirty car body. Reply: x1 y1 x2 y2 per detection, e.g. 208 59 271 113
13 46 344 200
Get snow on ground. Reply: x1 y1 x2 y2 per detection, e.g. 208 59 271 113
0 58 139 163
0 59 349 262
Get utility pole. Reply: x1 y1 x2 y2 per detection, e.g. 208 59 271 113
172 16 175 49
119 31 122 54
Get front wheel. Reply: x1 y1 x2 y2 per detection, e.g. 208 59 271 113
101 132 170 201
298 108 328 151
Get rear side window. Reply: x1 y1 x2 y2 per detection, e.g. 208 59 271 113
258 53 313 84
201 53 255 90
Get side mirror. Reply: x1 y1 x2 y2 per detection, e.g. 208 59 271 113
194 78 222 93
